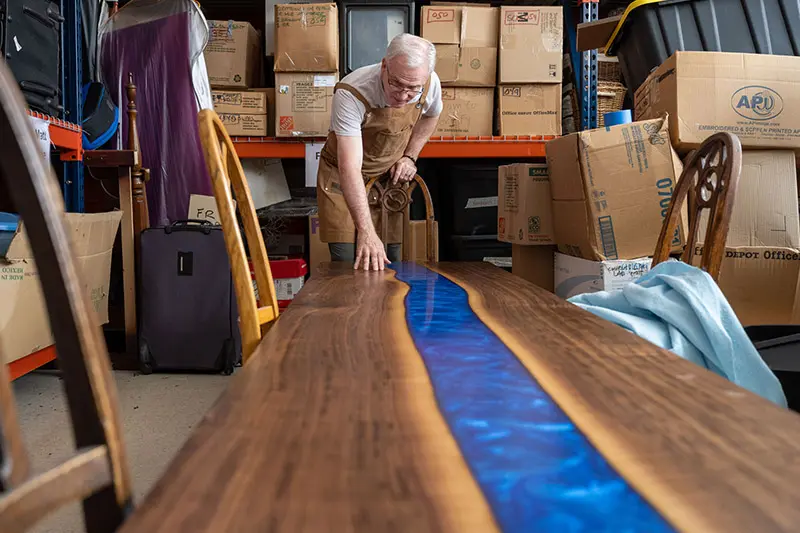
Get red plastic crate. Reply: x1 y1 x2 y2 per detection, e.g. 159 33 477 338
249 258 308 310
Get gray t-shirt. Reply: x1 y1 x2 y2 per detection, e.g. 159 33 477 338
330 63 443 138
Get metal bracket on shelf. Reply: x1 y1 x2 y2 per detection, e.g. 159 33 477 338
61 0 84 212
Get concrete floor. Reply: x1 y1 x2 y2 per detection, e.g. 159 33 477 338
13 370 231 533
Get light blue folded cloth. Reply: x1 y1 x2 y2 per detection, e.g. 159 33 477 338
569 260 787 407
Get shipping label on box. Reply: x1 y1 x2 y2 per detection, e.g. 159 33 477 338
205 21 261 88
635 52 800 152
212 89 269 114
500 6 562 84
554 252 651 299
547 116 685 261
499 84 562 136
498 163 555 245
274 3 339 72
276 72 337 137
0 212 122 364
434 87 494 136
219 113 268 136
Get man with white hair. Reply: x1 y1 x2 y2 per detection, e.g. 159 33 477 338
317 33 442 271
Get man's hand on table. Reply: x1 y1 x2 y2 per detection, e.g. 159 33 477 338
390 155 417 186
355 229 391 271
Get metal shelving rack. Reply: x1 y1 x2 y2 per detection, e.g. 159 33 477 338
564 0 598 130
61 0 83 212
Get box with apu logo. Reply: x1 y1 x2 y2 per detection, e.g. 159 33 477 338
545 116 685 261
635 52 800 152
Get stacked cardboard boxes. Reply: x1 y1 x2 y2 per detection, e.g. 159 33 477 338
497 163 556 291
273 3 339 137
498 6 562 136
635 51 800 323
206 21 269 136
422 5 497 137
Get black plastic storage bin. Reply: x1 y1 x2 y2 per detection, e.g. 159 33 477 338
607 0 800 97
445 163 503 236
746 325 800 411
448 235 511 264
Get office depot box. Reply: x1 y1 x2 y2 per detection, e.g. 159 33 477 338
274 3 339 72
434 87 494 136
498 163 554 245
435 45 496 87
554 252 651 299
275 72 337 137
0 212 122 364
546 116 685 261
212 89 269 114
219 113 268 137
422 5 499 47
500 6 562 84
205 21 260 88
635 52 800 152
498 83 561 136
695 150 800 325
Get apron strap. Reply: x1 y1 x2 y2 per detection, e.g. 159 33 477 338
418 77 432 110
334 83 373 112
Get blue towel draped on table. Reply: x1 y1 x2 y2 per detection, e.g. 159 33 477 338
569 261 787 407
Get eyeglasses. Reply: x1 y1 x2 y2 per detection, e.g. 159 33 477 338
385 64 424 96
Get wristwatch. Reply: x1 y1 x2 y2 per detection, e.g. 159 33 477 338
402 154 417 164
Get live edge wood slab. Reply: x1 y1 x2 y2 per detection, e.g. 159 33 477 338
119 262 800 533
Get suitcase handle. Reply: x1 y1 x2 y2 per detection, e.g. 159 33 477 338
165 219 214 235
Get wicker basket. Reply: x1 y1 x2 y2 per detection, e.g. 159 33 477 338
598 54 622 83
597 81 627 126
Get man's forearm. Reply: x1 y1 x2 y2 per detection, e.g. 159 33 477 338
339 165 374 234
403 115 439 159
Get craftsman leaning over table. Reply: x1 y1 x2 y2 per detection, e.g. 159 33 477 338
317 33 442 271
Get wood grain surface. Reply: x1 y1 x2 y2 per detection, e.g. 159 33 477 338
118 262 800 533
119 264 497 533
432 262 800 533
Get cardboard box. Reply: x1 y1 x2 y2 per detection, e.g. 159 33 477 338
422 6 499 47
546 116 685 261
275 72 337 137
435 45 497 87
205 21 261 88
219 113 268 136
309 215 331 275
499 83 562 136
498 163 554 245
500 6 562 84
434 87 494 136
408 220 440 262
693 150 800 325
265 88 276 136
635 52 800 152
554 252 651 299
699 151 800 248
0 212 122 364
212 89 269 114
274 3 338 72
512 244 556 292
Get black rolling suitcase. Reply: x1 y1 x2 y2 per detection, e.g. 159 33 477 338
138 220 239 375
0 0 63 116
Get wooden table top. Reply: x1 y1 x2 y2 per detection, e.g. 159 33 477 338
119 262 800 533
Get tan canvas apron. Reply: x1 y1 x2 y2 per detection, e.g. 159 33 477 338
317 78 430 244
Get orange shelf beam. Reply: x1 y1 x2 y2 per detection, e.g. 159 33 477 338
7 345 57 381
28 110 83 161
232 135 552 159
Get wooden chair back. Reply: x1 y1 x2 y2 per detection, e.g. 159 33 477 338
0 60 132 532
197 109 279 364
652 132 743 280
365 175 437 263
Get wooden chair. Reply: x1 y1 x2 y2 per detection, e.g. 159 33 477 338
365 174 437 263
652 132 743 281
197 109 279 364
0 60 132 532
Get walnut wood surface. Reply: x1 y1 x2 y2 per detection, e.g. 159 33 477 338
119 262 800 533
